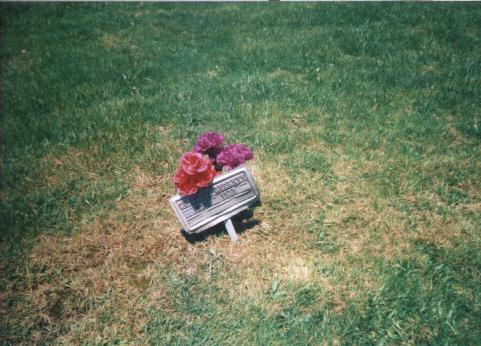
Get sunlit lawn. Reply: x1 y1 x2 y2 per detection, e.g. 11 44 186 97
1 3 480 344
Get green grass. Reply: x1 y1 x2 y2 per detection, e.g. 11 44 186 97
1 3 480 345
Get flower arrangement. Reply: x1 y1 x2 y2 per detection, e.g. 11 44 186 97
173 132 254 196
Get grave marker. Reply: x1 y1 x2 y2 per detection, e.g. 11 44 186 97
170 166 260 241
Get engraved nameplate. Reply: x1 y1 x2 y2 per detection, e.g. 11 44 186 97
169 166 260 234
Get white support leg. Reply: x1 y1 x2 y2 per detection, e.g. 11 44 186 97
224 218 238 243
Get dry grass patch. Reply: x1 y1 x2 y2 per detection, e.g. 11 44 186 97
6 139 478 344
7 159 188 343
328 150 480 264
39 146 107 190
200 152 395 312
330 156 411 255
101 34 139 52
180 157 338 312
6 132 216 341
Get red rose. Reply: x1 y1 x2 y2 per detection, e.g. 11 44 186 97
173 167 198 195
180 152 209 175
194 165 216 188
173 152 217 195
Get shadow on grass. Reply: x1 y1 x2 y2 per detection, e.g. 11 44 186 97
180 201 261 243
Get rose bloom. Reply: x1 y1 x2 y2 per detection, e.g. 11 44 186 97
193 132 224 162
173 168 198 195
217 144 254 171
180 152 209 175
174 152 217 195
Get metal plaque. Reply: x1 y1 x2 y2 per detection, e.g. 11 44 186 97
169 166 260 234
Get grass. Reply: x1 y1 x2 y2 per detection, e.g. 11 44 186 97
1 2 480 345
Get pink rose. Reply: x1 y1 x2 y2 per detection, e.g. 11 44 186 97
180 152 209 175
173 152 217 196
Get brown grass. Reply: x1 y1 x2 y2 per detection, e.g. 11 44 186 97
101 34 139 52
5 128 188 344
11 166 181 343
6 134 478 343
38 146 111 191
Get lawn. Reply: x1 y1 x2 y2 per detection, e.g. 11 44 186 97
1 3 480 345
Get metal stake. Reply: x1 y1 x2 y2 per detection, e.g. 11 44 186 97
224 218 238 243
